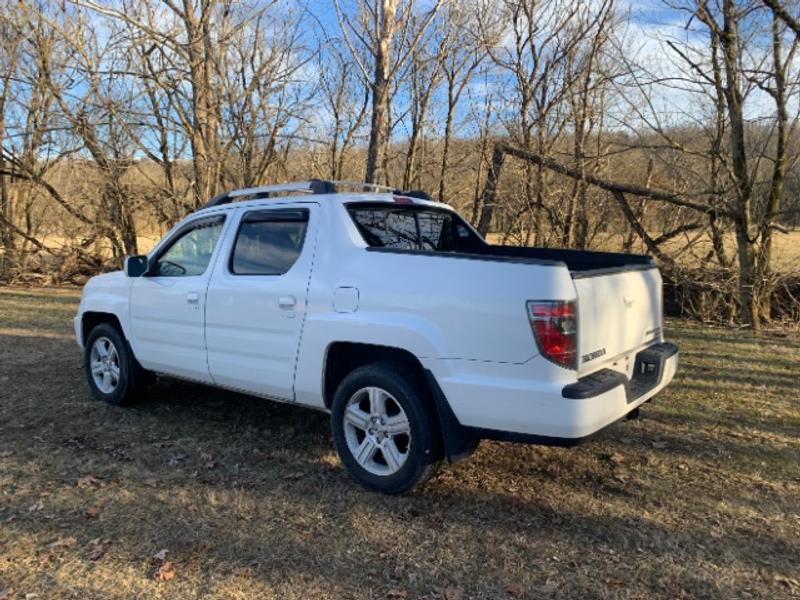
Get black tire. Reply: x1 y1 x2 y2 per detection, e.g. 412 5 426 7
331 362 442 494
84 322 150 406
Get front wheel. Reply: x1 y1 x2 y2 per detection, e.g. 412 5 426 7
84 323 148 406
331 363 442 494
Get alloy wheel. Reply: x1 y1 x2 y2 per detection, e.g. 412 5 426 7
89 336 121 394
342 386 412 476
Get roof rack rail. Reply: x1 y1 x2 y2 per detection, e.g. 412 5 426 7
201 179 433 209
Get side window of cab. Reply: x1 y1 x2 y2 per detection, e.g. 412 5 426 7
153 216 226 277
229 209 309 275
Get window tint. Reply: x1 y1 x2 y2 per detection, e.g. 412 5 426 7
231 210 309 275
350 208 419 250
155 217 225 277
417 211 455 251
349 206 467 251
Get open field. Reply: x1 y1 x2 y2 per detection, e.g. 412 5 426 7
1 287 799 599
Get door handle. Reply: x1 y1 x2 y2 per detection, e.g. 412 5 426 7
186 292 200 304
278 295 296 309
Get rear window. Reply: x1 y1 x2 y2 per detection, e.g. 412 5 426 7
348 205 477 252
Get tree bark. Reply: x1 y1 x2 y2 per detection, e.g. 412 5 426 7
364 0 397 185
477 144 507 236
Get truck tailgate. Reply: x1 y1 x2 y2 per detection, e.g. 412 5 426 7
573 266 662 375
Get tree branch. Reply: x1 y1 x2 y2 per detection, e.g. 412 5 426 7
493 142 731 218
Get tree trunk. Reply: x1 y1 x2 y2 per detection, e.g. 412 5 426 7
721 1 758 329
755 13 790 323
364 0 397 185
183 0 219 206
0 160 11 280
734 223 760 332
477 144 507 236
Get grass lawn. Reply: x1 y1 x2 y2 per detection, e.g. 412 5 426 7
0 287 798 599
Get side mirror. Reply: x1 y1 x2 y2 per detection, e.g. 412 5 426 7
124 255 149 277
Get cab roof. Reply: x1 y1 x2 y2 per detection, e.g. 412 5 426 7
192 180 448 216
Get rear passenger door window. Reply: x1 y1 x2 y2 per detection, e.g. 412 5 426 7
230 209 309 275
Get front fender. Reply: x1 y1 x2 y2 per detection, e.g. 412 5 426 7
75 272 132 347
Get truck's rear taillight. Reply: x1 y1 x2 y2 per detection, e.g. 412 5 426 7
527 300 577 369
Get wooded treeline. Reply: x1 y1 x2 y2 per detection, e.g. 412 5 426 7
1 0 799 330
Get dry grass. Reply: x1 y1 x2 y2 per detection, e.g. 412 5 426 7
0 287 798 600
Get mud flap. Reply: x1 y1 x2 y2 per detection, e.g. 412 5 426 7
424 370 480 463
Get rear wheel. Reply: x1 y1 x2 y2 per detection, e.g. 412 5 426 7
331 363 441 494
84 323 149 406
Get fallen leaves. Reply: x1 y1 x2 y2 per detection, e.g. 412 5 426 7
504 583 525 597
83 506 100 519
539 579 558 594
0 588 12 600
76 475 103 488
155 561 176 581
153 548 169 561
775 574 799 592
150 548 177 581
250 448 267 461
435 586 464 600
46 537 77 551
651 441 669 449
167 452 188 467
199 452 217 470
601 451 625 464
386 589 408 598
87 538 110 561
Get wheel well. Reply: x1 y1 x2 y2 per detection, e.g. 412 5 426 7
82 312 124 345
323 342 426 408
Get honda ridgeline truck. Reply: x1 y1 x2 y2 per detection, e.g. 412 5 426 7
74 180 678 494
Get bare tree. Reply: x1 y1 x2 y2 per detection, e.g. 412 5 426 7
0 7 23 278
317 42 370 180
662 0 798 330
763 0 800 36
334 0 444 184
401 17 447 190
437 2 484 203
476 0 618 241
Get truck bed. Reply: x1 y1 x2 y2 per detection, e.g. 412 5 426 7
478 245 654 274
368 242 654 277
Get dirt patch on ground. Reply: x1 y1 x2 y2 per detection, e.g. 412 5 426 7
1 287 798 599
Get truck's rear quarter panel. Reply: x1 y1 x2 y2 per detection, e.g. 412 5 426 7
292 245 577 408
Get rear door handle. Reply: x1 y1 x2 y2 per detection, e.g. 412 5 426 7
278 295 296 309
186 292 200 304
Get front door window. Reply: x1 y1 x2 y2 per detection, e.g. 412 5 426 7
154 217 225 277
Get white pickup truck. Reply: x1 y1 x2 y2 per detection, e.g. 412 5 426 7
74 180 678 493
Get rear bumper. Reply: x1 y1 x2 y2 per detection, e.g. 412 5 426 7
562 342 678 402
426 341 679 458
473 342 679 446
